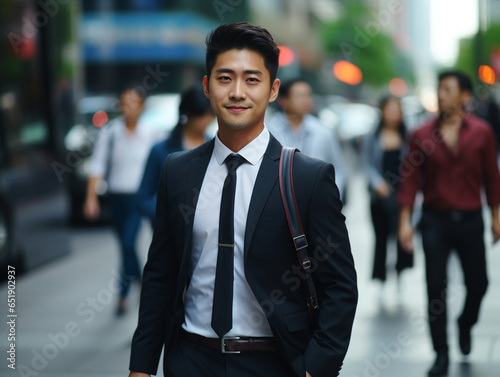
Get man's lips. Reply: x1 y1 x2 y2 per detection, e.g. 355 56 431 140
224 105 250 113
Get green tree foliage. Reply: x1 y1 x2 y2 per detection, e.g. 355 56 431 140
319 1 414 88
455 23 500 78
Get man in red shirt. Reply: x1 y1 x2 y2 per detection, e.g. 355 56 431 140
398 71 500 376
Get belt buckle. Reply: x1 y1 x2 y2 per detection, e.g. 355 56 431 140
221 336 241 354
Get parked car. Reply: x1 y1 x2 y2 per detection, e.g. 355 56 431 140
318 101 379 151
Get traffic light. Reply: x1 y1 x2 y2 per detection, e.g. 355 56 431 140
278 46 295 67
478 65 495 85
333 60 362 85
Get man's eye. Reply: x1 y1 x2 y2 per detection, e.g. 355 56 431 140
219 76 231 81
247 77 259 83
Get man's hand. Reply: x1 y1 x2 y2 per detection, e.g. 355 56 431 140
491 206 500 244
492 220 500 244
83 196 100 220
83 176 101 221
398 221 414 253
398 206 414 253
306 372 312 377
374 181 391 199
129 372 150 377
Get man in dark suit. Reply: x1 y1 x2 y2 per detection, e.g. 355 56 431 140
128 22 357 377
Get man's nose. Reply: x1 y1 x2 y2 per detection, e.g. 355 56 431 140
229 80 246 101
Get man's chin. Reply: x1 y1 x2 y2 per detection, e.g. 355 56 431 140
219 119 252 130
226 123 251 130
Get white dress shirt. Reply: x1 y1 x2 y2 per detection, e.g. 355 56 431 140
89 117 164 194
183 127 273 338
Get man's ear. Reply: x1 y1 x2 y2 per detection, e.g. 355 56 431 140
203 76 210 99
269 78 281 103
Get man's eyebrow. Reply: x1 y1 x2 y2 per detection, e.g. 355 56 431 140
215 68 263 75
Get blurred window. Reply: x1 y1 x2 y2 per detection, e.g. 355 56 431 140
1 0 78 150
82 0 244 20
0 3 49 149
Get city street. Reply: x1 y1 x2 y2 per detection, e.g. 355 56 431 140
2 168 500 377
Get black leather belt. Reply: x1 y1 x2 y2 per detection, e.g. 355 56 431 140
180 329 278 353
424 208 482 222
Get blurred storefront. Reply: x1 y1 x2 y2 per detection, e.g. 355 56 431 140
80 0 249 94
0 0 81 272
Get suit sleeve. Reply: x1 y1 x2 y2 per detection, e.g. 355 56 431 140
304 162 358 377
136 145 162 222
129 155 179 375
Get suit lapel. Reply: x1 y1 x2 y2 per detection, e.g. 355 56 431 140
244 135 282 258
178 140 214 283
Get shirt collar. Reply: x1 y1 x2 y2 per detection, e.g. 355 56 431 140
277 111 312 135
434 113 470 129
214 127 270 166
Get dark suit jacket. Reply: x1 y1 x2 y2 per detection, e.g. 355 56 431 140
129 134 358 377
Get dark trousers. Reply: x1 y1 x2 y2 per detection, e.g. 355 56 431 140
370 197 413 281
165 338 297 377
108 193 142 299
419 208 489 353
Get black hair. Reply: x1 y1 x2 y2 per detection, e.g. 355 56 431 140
278 77 308 98
375 96 406 140
170 84 212 136
205 21 280 86
438 70 473 93
119 81 146 102
179 83 211 117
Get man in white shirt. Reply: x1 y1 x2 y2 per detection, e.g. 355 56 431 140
267 78 347 199
129 22 357 377
84 86 161 316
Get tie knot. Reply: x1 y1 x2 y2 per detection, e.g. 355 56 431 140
224 154 246 172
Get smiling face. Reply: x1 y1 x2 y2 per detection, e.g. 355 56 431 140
203 48 280 144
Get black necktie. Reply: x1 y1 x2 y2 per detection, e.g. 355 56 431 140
211 154 247 338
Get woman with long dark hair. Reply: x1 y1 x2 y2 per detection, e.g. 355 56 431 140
137 84 214 223
361 96 413 285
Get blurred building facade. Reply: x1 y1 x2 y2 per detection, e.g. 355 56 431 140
249 0 335 82
81 0 249 94
0 0 79 271
482 0 500 25
250 0 434 102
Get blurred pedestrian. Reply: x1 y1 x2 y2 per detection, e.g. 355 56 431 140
266 78 347 200
83 85 162 316
472 93 500 152
361 96 413 285
137 84 214 223
128 21 357 377
397 70 500 376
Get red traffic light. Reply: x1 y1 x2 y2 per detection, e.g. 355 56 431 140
278 46 295 67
